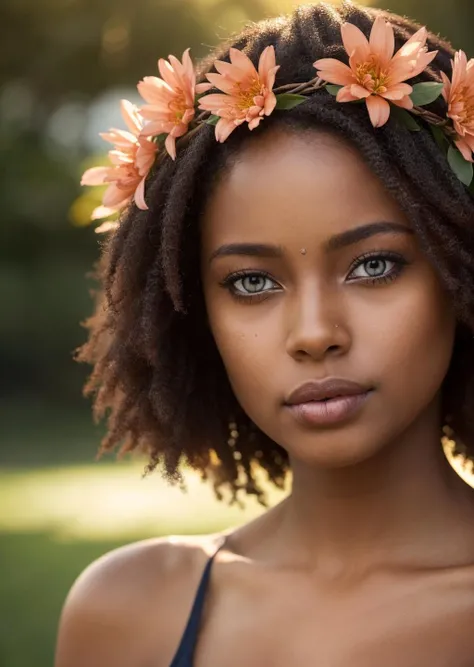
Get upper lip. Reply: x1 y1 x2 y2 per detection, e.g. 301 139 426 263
285 378 371 405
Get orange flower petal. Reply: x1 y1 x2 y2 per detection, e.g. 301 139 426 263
107 150 133 166
81 166 111 186
168 51 195 105
135 140 157 174
341 22 370 60
134 176 148 210
213 59 248 82
404 27 427 48
365 95 391 127
100 129 136 148
140 103 173 119
182 108 195 125
258 45 277 83
102 182 133 208
137 77 174 105
198 93 234 112
314 58 354 86
248 116 263 130
140 120 167 137
158 57 182 91
168 54 189 89
452 51 467 91
440 70 451 102
263 91 277 115
195 82 213 94
336 86 358 102
92 207 119 222
455 137 474 162
407 49 438 79
265 65 280 92
205 73 236 95
351 84 371 98
180 48 195 89
215 118 238 142
165 133 177 160
120 100 143 135
380 82 412 100
229 47 257 77
391 96 414 110
369 16 395 65
393 39 425 63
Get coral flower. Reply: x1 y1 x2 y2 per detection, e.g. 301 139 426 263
197 46 280 142
314 17 438 128
81 100 158 220
441 50 474 162
138 49 211 159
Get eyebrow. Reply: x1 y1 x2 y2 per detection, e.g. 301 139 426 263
209 221 414 263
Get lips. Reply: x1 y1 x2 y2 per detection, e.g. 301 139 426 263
285 377 370 405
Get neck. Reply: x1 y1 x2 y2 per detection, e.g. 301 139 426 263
274 407 474 572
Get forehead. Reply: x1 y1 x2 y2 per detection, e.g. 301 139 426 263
201 129 409 251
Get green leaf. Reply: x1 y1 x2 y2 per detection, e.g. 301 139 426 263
325 85 343 97
390 106 421 132
153 133 168 146
447 145 474 186
275 93 307 110
205 115 220 126
409 82 444 107
429 125 449 151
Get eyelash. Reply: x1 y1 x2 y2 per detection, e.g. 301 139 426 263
220 250 409 303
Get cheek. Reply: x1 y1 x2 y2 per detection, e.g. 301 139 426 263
367 269 456 405
207 304 276 402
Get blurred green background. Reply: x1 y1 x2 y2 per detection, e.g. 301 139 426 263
2 0 474 665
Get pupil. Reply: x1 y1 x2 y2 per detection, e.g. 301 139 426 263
367 259 385 276
245 276 265 292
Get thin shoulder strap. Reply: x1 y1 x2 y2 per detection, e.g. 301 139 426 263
169 536 227 667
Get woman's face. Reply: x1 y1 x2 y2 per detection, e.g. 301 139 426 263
200 128 457 468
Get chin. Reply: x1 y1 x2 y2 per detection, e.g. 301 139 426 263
290 443 381 470
279 426 388 470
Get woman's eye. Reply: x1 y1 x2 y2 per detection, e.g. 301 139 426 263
348 254 406 282
352 257 391 278
222 272 279 298
232 274 276 295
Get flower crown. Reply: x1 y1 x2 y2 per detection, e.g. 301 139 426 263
81 16 474 232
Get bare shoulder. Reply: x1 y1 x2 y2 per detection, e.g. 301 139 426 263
54 533 226 667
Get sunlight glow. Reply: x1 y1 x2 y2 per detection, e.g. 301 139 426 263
0 463 287 541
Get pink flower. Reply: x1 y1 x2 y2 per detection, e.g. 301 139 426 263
441 50 474 162
138 49 211 159
81 100 158 219
197 46 280 142
314 17 438 128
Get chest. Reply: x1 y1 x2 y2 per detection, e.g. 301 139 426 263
193 573 474 667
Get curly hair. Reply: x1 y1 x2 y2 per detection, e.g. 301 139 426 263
78 0 474 506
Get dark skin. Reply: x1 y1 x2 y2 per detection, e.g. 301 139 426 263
55 129 474 667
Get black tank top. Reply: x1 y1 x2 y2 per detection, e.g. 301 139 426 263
169 537 227 667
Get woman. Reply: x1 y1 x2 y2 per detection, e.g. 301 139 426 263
55 1 474 665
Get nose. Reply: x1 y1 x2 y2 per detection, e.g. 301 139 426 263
285 286 351 362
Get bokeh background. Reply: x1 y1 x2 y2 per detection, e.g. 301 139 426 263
2 0 474 664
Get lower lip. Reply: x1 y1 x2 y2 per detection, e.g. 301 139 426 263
286 391 372 427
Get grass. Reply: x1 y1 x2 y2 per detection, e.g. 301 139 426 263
0 530 126 666
0 459 287 667
1 400 472 667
